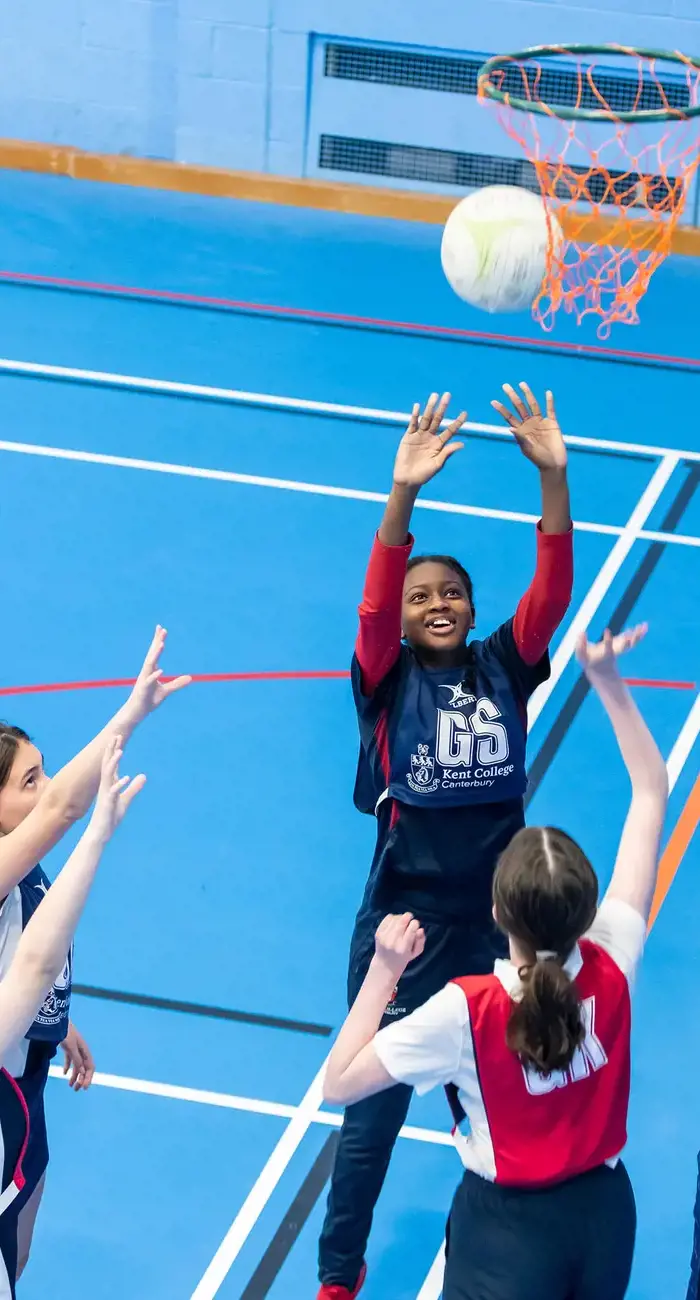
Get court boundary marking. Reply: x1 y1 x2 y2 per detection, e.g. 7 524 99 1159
46 1065 453 1150
0 432 700 552
0 672 693 699
1 356 700 467
1 273 698 371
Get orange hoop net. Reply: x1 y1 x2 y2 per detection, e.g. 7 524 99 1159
477 44 700 335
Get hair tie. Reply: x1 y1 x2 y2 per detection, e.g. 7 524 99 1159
535 949 558 961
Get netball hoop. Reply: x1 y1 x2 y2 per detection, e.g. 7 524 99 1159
477 44 700 335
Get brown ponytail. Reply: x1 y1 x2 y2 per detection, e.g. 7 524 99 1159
506 956 586 1073
493 826 599 1075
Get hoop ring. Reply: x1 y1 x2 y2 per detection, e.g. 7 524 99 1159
478 44 700 123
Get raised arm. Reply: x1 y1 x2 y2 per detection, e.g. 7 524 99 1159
576 626 668 921
0 626 189 898
0 737 143 1064
492 383 573 665
357 394 467 694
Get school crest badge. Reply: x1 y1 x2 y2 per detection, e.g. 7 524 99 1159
407 743 439 794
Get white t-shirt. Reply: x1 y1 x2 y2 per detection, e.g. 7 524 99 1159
373 897 646 1180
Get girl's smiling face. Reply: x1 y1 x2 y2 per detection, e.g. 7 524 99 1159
402 561 474 654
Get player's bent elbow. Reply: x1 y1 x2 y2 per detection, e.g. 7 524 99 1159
322 1076 349 1107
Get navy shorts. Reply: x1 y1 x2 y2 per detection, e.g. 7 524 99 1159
444 1162 636 1300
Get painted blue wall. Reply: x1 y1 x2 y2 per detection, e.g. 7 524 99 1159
0 0 698 187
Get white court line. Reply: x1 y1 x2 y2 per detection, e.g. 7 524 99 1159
666 690 700 794
417 690 700 1300
189 1061 327 1300
527 454 680 729
1 354 700 465
416 1244 447 1300
639 528 700 549
46 1064 452 1148
0 436 697 550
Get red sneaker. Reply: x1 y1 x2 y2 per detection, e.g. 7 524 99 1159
316 1263 367 1300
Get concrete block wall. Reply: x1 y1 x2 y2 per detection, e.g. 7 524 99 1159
0 0 698 177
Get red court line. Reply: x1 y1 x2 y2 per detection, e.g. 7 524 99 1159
0 671 692 698
0 671 350 697
624 678 696 690
1 269 698 370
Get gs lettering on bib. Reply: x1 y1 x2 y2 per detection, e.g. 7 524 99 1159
20 866 72 1044
353 618 549 813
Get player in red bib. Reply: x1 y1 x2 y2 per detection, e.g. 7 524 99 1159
324 623 668 1300
318 384 573 1298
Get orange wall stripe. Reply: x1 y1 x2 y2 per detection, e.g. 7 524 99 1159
648 770 700 931
0 137 699 256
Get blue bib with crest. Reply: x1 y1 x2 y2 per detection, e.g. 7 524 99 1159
386 647 527 808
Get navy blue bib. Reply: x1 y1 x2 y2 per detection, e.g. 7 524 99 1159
387 649 527 809
20 867 72 1044
353 619 549 816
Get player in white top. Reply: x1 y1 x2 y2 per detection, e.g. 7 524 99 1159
0 736 148 1298
324 625 667 1300
0 626 189 1292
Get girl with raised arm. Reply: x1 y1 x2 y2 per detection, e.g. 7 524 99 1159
318 385 573 1298
0 626 189 1284
0 735 146 1297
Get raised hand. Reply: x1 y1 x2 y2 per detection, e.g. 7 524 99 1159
373 913 426 982
125 626 192 727
576 624 648 677
88 735 146 844
491 382 567 472
392 392 467 489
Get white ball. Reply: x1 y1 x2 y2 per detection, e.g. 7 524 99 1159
440 185 562 314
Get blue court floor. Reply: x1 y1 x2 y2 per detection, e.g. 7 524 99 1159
0 169 698 1299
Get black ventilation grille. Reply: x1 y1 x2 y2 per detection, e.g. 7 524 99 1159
323 42 692 114
325 44 481 96
318 135 680 210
